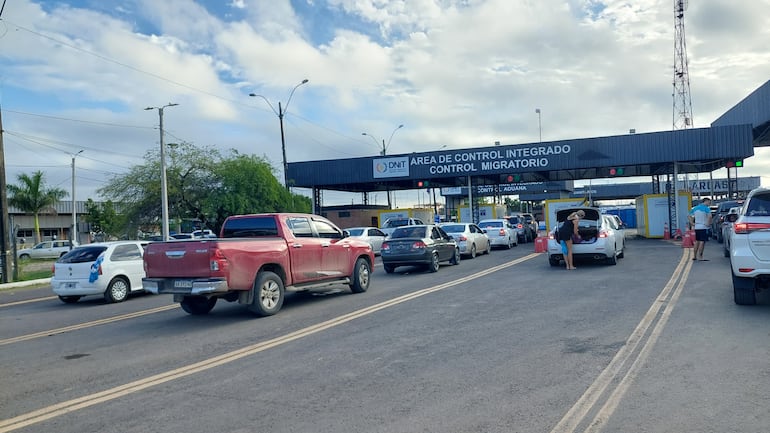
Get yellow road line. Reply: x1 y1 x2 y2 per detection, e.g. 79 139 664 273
0 305 179 347
549 248 693 433
0 253 540 432
0 296 58 307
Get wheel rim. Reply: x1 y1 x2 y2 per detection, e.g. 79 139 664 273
431 253 439 270
358 262 370 287
111 280 128 300
470 245 476 258
260 279 280 309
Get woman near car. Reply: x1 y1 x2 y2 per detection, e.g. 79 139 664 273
558 210 585 270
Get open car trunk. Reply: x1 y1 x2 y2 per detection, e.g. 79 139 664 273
556 207 602 244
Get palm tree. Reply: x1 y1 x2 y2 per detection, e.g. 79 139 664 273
7 171 68 243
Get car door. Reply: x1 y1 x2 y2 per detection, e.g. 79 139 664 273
32 241 54 259
109 243 145 291
312 218 349 279
285 216 324 283
470 224 489 251
431 226 453 260
366 228 386 254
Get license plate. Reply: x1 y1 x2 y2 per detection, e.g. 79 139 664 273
174 280 193 288
66 283 77 289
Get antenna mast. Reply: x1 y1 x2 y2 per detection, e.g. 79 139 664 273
673 0 693 130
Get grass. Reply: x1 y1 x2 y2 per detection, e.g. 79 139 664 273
14 259 55 281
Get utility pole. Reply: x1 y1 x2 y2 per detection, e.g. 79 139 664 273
0 106 11 282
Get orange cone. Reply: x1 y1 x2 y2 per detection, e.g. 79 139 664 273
663 222 670 240
681 231 693 248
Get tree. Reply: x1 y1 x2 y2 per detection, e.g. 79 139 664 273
85 199 125 241
7 171 68 243
99 143 311 236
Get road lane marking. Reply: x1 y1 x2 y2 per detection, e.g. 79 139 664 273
0 253 540 432
0 296 58 307
0 305 179 347
550 249 694 433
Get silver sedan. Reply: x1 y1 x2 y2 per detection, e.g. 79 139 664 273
344 227 388 255
438 222 491 258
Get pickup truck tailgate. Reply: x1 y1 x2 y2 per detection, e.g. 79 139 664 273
143 241 215 278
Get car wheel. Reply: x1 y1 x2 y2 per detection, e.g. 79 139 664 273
428 252 440 272
469 244 477 259
723 246 730 258
349 257 371 293
450 247 461 265
58 295 81 304
606 252 617 265
248 271 284 316
19 254 30 260
548 257 561 267
485 242 492 255
180 296 217 315
732 274 757 305
384 264 396 274
618 246 625 259
104 277 130 303
506 238 512 249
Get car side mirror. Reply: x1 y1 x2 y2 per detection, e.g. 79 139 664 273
342 230 350 238
726 214 738 223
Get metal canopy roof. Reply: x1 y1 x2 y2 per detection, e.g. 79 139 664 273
288 80 770 194
288 124 755 193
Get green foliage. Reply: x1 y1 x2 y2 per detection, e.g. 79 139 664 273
7 171 68 243
98 143 312 235
85 199 126 240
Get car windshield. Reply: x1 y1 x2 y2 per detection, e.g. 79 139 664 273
441 224 465 233
58 246 108 263
346 228 364 236
391 227 426 238
385 219 410 228
508 217 522 224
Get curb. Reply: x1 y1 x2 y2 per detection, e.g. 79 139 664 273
0 278 52 290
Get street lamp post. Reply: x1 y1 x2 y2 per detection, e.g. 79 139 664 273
362 124 403 209
250 79 309 190
145 103 178 241
535 108 542 142
71 150 83 246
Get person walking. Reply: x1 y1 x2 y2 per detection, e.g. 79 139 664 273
559 210 585 270
688 197 713 261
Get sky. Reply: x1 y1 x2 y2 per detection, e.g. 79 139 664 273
1 0 769 209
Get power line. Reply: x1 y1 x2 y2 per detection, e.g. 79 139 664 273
3 109 153 129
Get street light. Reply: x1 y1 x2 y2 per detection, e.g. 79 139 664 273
362 124 404 209
250 79 309 190
145 103 178 241
71 149 83 247
535 108 542 143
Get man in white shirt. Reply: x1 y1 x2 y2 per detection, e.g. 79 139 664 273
688 197 713 261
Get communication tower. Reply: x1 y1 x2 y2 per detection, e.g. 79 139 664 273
672 0 693 129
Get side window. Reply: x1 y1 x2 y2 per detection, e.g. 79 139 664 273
415 219 424 225
287 217 313 238
313 219 342 239
372 229 386 237
111 244 142 261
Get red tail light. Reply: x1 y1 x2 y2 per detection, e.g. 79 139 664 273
517 223 524 229
498 229 506 236
458 235 468 241
733 222 770 234
209 247 229 276
412 241 427 249
598 230 609 238
381 242 390 251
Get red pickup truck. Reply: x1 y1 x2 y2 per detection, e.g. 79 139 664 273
142 213 374 316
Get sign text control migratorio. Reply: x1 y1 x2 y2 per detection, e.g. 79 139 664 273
409 144 571 176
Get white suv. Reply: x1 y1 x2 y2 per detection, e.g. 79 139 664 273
729 187 770 305
17 240 77 260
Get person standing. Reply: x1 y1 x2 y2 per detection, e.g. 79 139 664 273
688 197 713 261
558 210 585 270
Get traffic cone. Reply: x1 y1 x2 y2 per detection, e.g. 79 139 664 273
663 222 670 240
681 231 693 248
673 228 683 240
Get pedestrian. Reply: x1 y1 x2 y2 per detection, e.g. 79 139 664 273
688 197 712 261
559 209 585 270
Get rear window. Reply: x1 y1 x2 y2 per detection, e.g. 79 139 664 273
385 219 410 228
221 216 278 238
746 193 770 216
391 226 426 239
58 246 108 263
481 221 503 228
441 224 465 233
346 228 364 236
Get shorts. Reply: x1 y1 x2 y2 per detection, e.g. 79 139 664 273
695 229 709 242
560 240 568 255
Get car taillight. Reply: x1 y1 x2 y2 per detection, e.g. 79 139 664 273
412 241 427 249
733 222 770 234
517 223 523 229
210 247 228 275
598 230 609 238
458 235 467 241
498 229 506 236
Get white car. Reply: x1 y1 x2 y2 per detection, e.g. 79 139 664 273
51 241 149 304
722 206 742 257
438 222 492 258
478 219 518 249
17 240 77 260
547 207 625 266
344 227 388 255
729 187 770 305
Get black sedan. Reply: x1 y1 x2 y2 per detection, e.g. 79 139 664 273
380 224 461 273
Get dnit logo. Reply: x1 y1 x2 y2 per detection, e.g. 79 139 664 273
375 162 388 173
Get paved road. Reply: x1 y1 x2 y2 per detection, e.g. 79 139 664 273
1 237 768 433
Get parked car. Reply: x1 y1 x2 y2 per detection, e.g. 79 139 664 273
712 199 744 242
547 207 625 266
380 217 425 237
344 227 388 255
51 241 149 304
729 188 770 305
438 222 491 258
722 207 742 257
505 214 534 243
478 219 518 249
17 240 77 260
380 224 460 273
